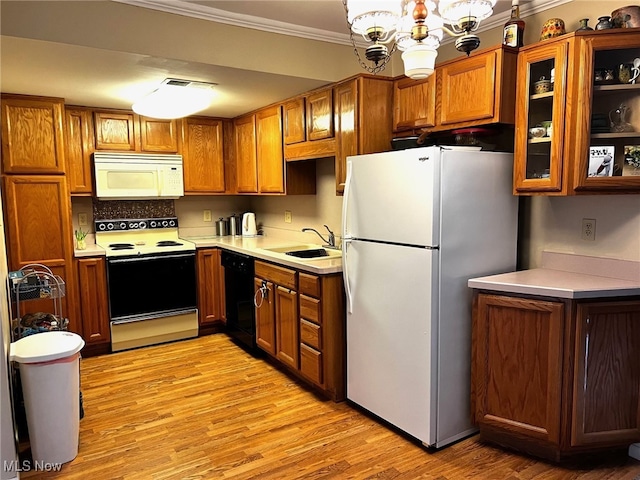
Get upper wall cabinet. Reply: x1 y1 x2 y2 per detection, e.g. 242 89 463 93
436 45 518 130
283 86 336 162
393 75 436 133
514 29 640 195
233 107 285 194
334 75 393 194
65 107 95 195
256 105 285 194
181 117 226 194
393 45 517 136
93 109 179 153
1 94 66 174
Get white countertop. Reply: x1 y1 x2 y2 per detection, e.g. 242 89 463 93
469 252 640 299
75 235 343 275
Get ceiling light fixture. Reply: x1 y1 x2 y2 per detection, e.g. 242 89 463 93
132 78 217 119
343 0 497 79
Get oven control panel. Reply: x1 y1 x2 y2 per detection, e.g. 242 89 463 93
95 217 179 232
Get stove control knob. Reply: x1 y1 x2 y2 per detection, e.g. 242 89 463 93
107 223 114 230
138 221 147 229
119 222 127 230
97 223 106 231
162 220 168 227
129 222 138 229
169 219 176 227
150 220 157 228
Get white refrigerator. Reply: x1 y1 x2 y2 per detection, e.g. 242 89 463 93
341 146 518 448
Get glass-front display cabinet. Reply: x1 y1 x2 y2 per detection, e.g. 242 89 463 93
572 30 640 191
514 39 571 194
514 29 640 195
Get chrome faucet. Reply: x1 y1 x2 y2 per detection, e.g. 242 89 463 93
302 225 338 249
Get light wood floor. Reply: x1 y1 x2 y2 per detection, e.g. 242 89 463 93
21 334 640 479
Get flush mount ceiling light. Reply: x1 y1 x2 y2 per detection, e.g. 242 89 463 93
343 0 497 79
132 78 217 119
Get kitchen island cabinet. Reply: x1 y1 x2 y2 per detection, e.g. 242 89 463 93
471 290 640 461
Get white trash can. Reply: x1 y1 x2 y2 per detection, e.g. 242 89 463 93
9 331 85 465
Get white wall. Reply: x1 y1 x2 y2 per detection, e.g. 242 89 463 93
250 157 343 245
520 195 640 268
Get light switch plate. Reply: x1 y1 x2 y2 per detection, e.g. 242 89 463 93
284 210 292 223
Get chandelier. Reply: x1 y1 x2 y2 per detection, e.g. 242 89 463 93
344 0 497 79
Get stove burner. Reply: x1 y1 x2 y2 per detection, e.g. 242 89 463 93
109 243 135 250
157 241 183 247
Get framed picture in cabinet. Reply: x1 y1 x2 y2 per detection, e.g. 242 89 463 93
587 145 615 177
623 145 640 176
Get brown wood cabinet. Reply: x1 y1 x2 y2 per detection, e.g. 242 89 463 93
255 261 298 369
196 248 225 327
254 260 346 401
65 107 95 195
1 94 66 174
77 256 110 345
471 292 640 461
233 113 258 193
2 175 79 334
435 45 517 131
256 105 284 194
181 117 226 194
514 29 640 195
393 75 436 133
334 75 393 194
283 86 336 162
93 109 178 153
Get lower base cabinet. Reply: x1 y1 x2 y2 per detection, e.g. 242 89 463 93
471 292 640 462
77 257 110 354
196 248 225 329
255 260 345 401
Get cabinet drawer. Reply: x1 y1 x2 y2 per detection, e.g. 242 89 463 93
299 272 320 297
300 318 322 350
300 294 321 324
255 261 297 290
300 343 323 385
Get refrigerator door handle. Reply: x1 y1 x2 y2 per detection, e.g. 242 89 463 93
342 238 353 314
341 159 353 243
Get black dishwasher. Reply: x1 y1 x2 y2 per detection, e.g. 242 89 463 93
221 250 256 350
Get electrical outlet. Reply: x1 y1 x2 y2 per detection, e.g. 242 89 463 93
203 210 212 222
581 218 596 241
78 213 88 226
284 210 292 223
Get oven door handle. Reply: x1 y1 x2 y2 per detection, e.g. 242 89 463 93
108 253 195 263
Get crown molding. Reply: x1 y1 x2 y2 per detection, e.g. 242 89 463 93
114 0 572 47
113 0 353 46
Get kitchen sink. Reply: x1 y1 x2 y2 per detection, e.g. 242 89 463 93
263 244 342 259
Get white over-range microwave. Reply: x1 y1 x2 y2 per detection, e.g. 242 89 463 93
93 152 185 200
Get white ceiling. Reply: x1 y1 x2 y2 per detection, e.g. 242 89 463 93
0 0 537 119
